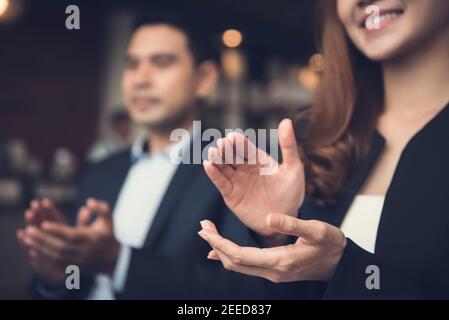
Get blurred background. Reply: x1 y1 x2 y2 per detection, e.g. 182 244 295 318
0 0 322 298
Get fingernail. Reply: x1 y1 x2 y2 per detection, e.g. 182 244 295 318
198 230 208 240
207 251 215 259
200 221 209 230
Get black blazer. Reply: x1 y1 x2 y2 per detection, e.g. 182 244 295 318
33 140 320 299
300 102 449 299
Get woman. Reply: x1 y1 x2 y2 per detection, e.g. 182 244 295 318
199 0 449 299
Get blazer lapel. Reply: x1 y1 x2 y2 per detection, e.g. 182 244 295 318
107 155 133 209
142 162 203 248
301 131 385 227
333 131 385 226
140 129 213 249
81 150 132 210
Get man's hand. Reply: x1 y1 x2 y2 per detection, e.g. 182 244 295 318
17 199 67 285
24 198 65 227
17 228 67 286
17 198 120 284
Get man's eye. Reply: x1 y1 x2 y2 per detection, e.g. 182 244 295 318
124 59 138 70
153 56 176 68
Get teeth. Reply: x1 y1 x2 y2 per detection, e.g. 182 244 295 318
379 11 402 21
364 10 403 28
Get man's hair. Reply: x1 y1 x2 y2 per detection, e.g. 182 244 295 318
131 9 219 65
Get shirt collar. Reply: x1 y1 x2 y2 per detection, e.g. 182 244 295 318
130 125 200 163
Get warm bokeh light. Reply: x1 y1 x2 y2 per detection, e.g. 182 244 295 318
221 49 246 81
222 29 243 48
309 53 325 72
0 0 24 24
0 0 10 17
297 67 319 92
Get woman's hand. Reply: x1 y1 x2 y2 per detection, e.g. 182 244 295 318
203 119 305 237
198 214 347 283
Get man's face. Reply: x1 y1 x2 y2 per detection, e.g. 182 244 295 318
122 24 201 130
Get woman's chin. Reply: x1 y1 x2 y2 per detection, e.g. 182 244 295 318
358 43 406 63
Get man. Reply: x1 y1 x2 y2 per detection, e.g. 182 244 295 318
17 10 320 300
16 11 246 299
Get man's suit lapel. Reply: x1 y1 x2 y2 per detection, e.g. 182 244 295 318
142 162 203 249
107 155 133 209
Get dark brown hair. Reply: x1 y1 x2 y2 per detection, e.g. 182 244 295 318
299 0 384 204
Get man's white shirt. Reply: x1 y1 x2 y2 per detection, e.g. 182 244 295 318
88 129 196 300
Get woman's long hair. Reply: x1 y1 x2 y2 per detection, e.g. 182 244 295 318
299 0 385 204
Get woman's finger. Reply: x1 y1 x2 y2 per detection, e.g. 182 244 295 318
267 213 322 242
226 131 273 167
278 119 301 167
207 249 219 260
208 147 236 178
200 219 218 233
209 245 277 282
198 229 281 268
203 160 233 198
225 132 246 165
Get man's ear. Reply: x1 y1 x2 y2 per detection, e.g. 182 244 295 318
195 60 219 98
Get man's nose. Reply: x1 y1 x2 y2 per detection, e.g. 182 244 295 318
133 65 154 87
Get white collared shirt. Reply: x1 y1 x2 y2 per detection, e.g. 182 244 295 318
340 195 385 254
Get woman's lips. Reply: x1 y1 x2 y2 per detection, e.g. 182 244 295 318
360 8 404 33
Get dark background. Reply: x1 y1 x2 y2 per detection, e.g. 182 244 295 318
0 0 317 164
0 0 318 299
